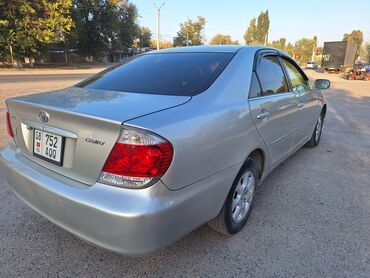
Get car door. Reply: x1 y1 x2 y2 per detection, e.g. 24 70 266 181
280 56 320 147
249 52 301 169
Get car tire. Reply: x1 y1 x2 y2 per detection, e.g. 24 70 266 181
307 113 324 148
208 158 258 235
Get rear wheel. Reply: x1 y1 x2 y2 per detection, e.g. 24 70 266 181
208 158 258 235
307 113 323 148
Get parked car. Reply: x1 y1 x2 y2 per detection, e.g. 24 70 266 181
306 61 318 69
0 46 330 256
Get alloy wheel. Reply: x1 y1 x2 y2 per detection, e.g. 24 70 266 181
231 171 255 223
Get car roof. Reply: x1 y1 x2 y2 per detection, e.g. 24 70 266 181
148 45 272 54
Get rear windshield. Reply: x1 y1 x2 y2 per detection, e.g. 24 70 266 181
76 52 234 96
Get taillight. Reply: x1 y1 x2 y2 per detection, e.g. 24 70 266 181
99 126 173 189
6 112 14 138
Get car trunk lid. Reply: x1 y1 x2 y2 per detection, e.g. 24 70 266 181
6 87 190 185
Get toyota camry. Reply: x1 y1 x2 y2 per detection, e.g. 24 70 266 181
0 46 330 255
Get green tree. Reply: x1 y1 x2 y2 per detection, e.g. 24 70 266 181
173 16 206 46
138 26 151 48
243 10 269 45
343 30 363 57
69 0 138 61
269 37 286 50
294 37 317 64
0 0 73 65
256 10 270 44
285 42 295 57
117 1 138 52
244 18 257 45
209 34 238 45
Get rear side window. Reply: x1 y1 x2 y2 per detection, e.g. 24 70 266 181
249 72 263 98
256 55 289 96
76 53 234 96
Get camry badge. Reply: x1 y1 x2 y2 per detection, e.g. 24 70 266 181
85 138 106 146
38 111 49 123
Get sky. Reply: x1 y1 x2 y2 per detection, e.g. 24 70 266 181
132 0 370 46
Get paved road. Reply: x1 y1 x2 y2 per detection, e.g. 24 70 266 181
0 70 369 277
0 69 103 147
0 73 93 83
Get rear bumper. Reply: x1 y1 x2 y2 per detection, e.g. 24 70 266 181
0 144 239 255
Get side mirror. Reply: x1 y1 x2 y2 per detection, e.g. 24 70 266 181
314 79 330 90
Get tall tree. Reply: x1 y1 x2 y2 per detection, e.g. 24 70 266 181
210 34 238 45
137 26 151 48
173 16 206 46
117 1 138 52
69 0 138 61
0 0 73 65
243 10 270 45
255 10 270 44
244 18 257 45
343 30 363 57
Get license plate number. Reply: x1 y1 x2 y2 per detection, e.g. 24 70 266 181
33 129 64 166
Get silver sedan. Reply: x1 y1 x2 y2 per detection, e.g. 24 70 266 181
0 46 330 255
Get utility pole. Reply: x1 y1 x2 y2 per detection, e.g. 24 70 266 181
186 33 189 46
311 41 316 61
264 29 271 46
155 2 165 50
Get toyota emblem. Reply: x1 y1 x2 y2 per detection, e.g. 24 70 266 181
38 111 49 123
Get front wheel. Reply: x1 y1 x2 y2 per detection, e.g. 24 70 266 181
307 114 323 148
208 158 258 235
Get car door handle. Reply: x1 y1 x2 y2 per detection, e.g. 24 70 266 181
298 103 304 109
257 111 271 120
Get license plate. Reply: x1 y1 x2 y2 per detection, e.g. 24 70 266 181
33 129 65 166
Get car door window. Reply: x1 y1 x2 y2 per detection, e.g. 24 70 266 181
256 55 289 96
281 58 310 92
